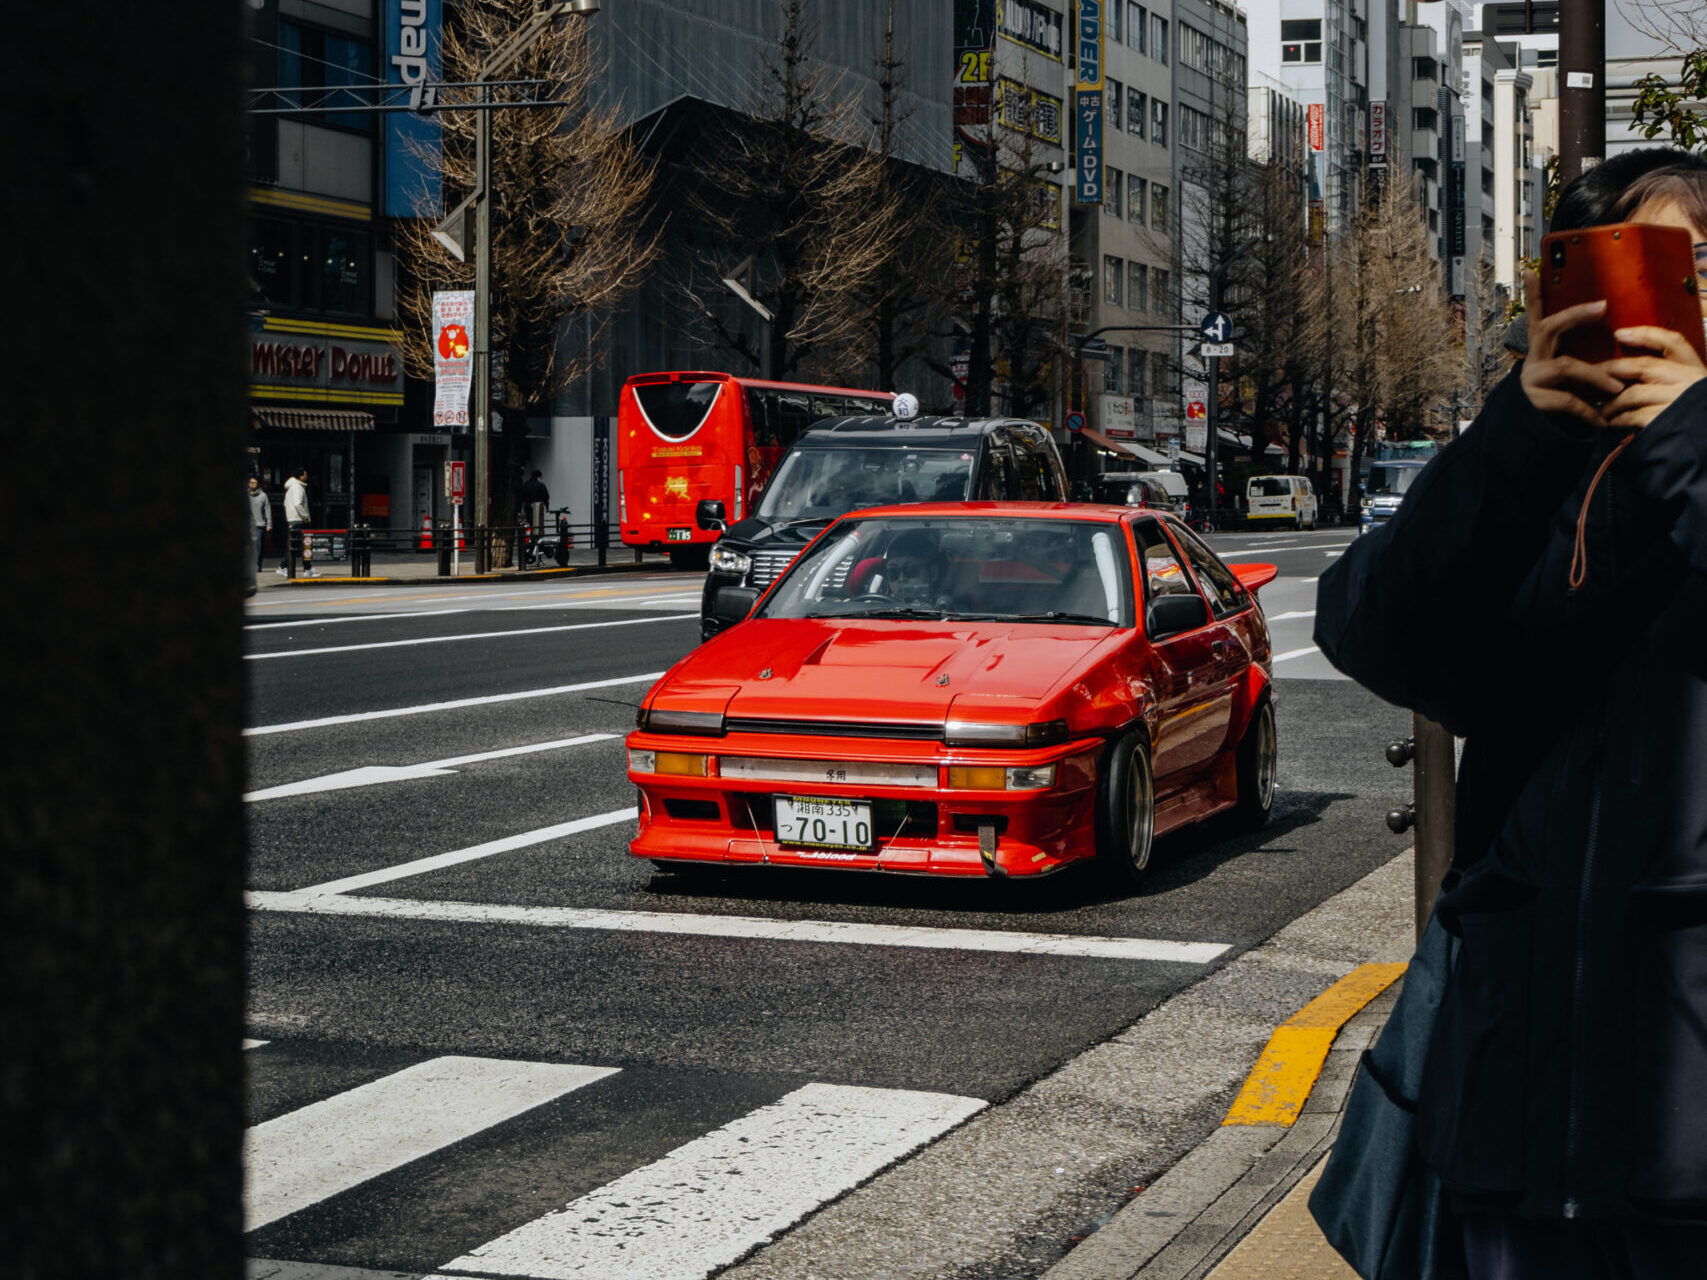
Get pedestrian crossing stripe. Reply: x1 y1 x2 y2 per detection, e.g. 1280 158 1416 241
245 1058 983 1280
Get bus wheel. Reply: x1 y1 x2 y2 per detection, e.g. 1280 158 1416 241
669 545 711 571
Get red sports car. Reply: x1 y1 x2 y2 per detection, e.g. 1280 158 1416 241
627 503 1278 884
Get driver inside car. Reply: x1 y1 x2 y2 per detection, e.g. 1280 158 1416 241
871 530 944 606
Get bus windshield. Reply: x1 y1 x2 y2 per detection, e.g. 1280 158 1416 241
756 448 975 523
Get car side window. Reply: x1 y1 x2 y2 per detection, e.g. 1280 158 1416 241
1171 525 1247 617
979 443 1015 500
1133 519 1196 603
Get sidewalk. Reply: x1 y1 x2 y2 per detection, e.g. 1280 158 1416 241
256 543 678 588
1042 917 1408 1280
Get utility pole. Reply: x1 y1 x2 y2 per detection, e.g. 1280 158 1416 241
1557 0 1605 186
471 1 601 567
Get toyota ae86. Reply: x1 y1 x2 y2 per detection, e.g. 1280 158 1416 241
627 502 1278 884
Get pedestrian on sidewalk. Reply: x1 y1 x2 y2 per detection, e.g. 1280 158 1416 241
1314 147 1707 1279
281 466 316 577
247 475 271 572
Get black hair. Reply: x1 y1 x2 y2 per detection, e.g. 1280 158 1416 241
1550 147 1707 232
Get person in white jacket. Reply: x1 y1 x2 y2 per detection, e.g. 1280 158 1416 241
280 467 315 576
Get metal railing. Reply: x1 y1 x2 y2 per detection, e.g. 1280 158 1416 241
271 520 653 579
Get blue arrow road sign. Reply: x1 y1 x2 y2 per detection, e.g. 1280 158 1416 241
1200 312 1232 342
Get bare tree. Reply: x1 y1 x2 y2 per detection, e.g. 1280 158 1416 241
1620 1 1707 150
680 0 906 384
393 0 660 527
953 66 1067 419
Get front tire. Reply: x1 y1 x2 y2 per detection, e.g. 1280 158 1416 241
1233 699 1277 829
1096 730 1156 886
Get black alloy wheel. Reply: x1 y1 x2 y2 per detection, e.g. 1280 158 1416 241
1233 698 1278 829
1096 729 1156 886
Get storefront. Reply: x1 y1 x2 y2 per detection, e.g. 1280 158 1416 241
249 317 403 532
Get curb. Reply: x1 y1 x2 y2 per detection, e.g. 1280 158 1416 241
1042 975 1401 1280
264 559 679 588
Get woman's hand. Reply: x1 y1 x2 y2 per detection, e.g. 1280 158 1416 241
1519 271 1628 428
1599 326 1707 429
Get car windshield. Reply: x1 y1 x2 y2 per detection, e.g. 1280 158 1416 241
757 516 1134 627
755 448 975 522
1367 464 1422 497
1093 477 1155 506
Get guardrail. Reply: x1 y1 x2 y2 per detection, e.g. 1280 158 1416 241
273 521 649 579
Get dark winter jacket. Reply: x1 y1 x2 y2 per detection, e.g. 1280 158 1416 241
1315 366 1707 1223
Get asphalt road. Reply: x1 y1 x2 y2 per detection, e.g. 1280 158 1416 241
243 525 1411 1279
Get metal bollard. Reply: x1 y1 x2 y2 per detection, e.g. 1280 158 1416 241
1384 714 1456 939
437 524 452 577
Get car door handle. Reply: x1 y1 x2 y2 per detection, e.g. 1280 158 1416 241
1211 640 1227 658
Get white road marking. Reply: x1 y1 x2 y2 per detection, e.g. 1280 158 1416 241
1298 577 1319 584
284 809 639 896
248 890 1231 963
248 613 695 661
498 590 701 612
1265 610 1317 622
244 734 616 802
244 672 661 737
243 1039 269 1050
435 1083 986 1280
245 609 471 631
244 1056 617 1232
1325 549 1343 557
1273 646 1321 662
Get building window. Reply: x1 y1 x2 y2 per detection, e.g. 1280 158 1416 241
248 218 372 316
1180 24 1210 72
1153 100 1168 147
1108 0 1122 43
1152 184 1169 232
1129 3 1147 53
1128 173 1146 224
1105 345 1124 393
1128 260 1148 310
1105 167 1124 218
1180 103 1212 152
1153 267 1171 317
320 227 371 315
1129 348 1147 400
1282 19 1323 64
1104 254 1124 305
1128 89 1147 138
1414 106 1438 131
1153 15 1168 64
1151 350 1171 399
1413 56 1438 81
1107 79 1123 127
278 21 375 133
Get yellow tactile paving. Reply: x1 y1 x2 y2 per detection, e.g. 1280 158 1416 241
1223 962 1406 1126
1205 1157 1357 1280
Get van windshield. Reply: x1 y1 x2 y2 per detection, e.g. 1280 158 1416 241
1367 464 1423 497
755 448 975 522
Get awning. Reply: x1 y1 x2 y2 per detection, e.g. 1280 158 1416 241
251 407 375 432
1081 427 1140 457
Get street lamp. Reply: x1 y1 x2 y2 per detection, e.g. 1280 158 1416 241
471 0 600 567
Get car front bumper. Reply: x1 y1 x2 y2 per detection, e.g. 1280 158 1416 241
627 729 1101 877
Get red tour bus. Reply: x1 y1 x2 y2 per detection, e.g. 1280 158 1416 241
618 371 894 567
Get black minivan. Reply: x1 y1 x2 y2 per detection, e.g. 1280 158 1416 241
696 415 1069 640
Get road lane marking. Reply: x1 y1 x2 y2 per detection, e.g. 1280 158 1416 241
1222 963 1407 1126
1298 577 1319 584
244 734 616 802
248 613 695 660
1272 647 1320 663
245 609 472 631
436 1083 986 1280
244 1056 618 1232
244 673 661 737
282 809 639 896
243 1039 269 1050
1265 610 1316 622
247 890 1231 963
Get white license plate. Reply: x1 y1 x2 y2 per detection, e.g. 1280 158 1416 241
667 527 692 541
774 795 874 850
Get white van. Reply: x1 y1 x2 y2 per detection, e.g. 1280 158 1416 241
1246 474 1318 529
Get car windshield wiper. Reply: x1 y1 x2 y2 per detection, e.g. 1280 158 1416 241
1000 611 1116 626
852 607 947 620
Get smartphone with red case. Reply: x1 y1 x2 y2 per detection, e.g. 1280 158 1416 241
1539 222 1707 364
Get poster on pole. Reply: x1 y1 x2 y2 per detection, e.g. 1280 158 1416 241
432 290 474 428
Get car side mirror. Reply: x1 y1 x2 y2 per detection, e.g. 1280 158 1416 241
696 499 727 532
711 585 760 625
1146 593 1210 639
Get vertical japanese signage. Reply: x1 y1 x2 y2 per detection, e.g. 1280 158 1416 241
432 290 474 428
953 0 996 174
593 416 611 549
1307 102 1325 152
385 0 444 217
1074 1 1104 204
1369 102 1387 166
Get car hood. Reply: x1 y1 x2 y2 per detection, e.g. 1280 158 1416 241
721 515 832 551
655 617 1119 727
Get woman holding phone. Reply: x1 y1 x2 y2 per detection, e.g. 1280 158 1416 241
1315 148 1707 1279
